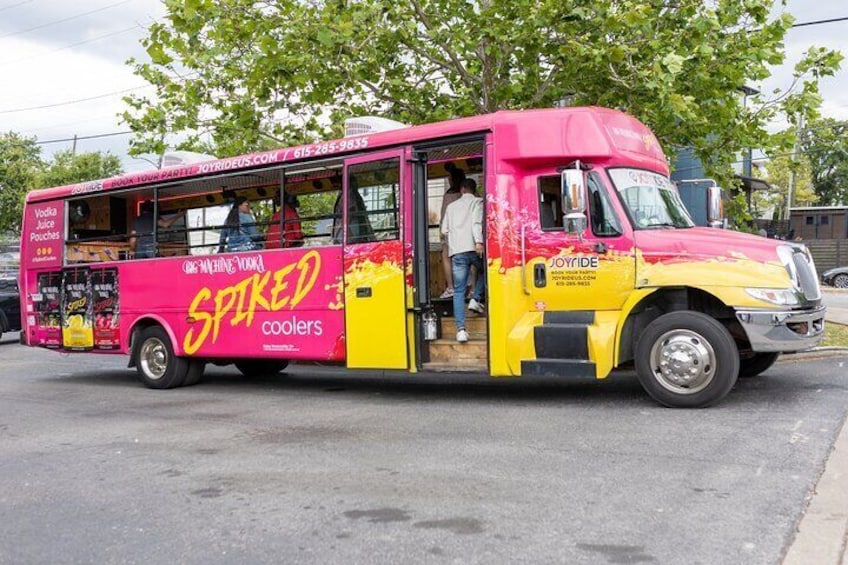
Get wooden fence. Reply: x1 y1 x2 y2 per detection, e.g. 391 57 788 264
802 239 848 273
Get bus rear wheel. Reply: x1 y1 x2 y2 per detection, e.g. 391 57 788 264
136 326 189 389
635 311 739 408
234 360 289 377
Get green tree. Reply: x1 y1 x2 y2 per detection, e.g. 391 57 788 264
0 132 43 235
124 0 842 190
800 118 848 205
38 149 123 189
758 154 817 220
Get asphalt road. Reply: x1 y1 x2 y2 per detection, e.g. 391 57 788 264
823 287 848 309
0 338 846 565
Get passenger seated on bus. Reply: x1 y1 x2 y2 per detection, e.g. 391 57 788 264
331 189 375 244
266 193 304 249
218 197 263 252
128 201 186 259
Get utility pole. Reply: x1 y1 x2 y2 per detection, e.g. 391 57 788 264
71 134 77 156
785 115 804 221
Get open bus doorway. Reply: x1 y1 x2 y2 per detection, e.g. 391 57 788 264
412 139 488 372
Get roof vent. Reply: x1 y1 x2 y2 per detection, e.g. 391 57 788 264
344 116 408 137
161 151 217 168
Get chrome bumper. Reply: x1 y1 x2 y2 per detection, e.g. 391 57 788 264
735 306 826 353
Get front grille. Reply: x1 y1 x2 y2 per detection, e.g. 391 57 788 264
793 250 821 302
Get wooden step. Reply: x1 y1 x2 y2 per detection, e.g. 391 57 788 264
428 339 487 365
437 317 487 340
421 361 487 372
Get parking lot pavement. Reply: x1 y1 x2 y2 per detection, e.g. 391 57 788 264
782 288 848 564
782 414 848 565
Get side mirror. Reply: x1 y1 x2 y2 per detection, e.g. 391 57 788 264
561 167 587 235
707 186 726 229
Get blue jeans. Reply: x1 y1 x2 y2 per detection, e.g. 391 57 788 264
451 251 485 331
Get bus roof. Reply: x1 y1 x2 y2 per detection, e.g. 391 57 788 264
26 107 667 203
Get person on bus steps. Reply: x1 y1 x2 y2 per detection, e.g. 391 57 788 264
128 200 186 259
218 196 263 252
438 162 465 299
441 178 486 343
265 192 304 249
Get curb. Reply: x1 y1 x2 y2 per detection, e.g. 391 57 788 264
778 347 848 363
782 415 848 565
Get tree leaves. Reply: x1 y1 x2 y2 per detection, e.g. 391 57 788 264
0 137 123 235
122 0 842 200
801 118 848 206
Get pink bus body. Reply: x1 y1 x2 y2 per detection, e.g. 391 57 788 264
19 107 823 407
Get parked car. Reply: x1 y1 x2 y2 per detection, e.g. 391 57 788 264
0 277 21 338
822 266 848 289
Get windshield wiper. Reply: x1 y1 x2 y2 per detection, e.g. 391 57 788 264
643 222 679 229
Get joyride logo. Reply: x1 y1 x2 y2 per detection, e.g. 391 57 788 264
183 250 322 354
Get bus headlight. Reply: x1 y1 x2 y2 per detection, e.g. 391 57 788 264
745 287 801 307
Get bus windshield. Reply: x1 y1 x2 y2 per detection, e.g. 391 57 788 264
608 168 694 229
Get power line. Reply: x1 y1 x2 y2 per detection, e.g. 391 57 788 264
0 84 151 114
34 130 132 145
0 68 198 115
0 0 34 13
791 16 848 28
0 0 132 39
0 24 142 66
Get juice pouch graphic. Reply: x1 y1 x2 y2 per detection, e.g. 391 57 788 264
91 268 119 350
61 268 93 351
35 271 63 348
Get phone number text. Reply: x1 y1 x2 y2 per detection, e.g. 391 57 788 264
288 137 369 160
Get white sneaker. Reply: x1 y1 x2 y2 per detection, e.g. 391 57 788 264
456 328 469 343
468 298 485 315
439 287 454 299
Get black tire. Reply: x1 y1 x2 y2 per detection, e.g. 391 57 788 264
738 352 779 378
234 359 289 377
635 311 739 408
135 326 189 389
182 359 206 386
833 273 848 289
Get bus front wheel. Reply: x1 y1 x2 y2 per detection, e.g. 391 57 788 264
183 360 206 386
635 311 739 408
136 326 189 389
739 352 779 378
234 360 289 378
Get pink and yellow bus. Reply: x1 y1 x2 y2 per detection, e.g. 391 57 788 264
19 107 825 407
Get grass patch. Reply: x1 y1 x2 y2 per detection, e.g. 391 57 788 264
823 322 848 347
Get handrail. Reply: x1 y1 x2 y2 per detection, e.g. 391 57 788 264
520 223 530 295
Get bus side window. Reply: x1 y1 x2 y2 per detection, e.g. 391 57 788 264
537 176 563 230
345 159 399 243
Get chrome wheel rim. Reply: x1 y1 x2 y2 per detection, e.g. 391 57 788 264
649 329 716 394
834 274 848 289
139 337 168 380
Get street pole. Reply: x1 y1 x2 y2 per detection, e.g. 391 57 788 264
785 115 804 221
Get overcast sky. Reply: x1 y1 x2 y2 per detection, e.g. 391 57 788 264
0 0 846 174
